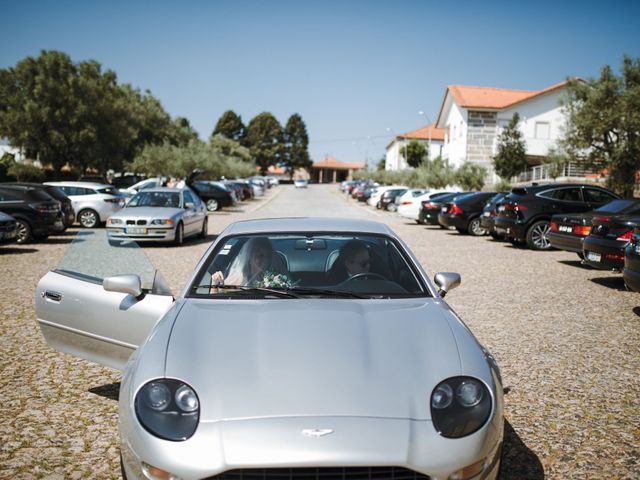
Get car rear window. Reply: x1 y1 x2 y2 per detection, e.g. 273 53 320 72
26 189 54 202
596 199 640 213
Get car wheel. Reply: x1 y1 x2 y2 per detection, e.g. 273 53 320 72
526 220 552 250
206 199 219 212
468 217 486 236
200 218 208 239
387 203 397 212
78 209 99 228
15 219 32 244
174 222 184 246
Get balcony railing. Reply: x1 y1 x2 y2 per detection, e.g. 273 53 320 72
513 162 600 183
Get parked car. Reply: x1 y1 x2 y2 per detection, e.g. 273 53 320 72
377 187 407 211
111 174 147 190
582 212 640 271
36 217 504 480
548 199 640 258
494 183 620 250
190 181 236 212
78 174 108 183
293 178 309 188
0 211 18 246
222 180 252 200
121 177 167 197
398 190 452 223
418 192 467 226
367 185 406 207
395 188 430 208
480 192 509 239
45 181 126 228
0 184 61 243
106 187 207 246
5 182 75 230
623 222 640 292
438 192 497 236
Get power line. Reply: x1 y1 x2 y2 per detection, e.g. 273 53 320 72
309 134 391 144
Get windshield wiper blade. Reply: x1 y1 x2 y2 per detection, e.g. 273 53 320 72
208 285 300 298
287 287 371 299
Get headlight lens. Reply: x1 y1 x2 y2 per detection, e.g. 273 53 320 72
135 379 200 441
107 218 123 225
430 376 492 438
151 218 174 225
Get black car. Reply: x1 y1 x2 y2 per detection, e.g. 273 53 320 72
494 183 619 250
377 188 407 211
548 199 640 258
418 192 466 226
111 174 146 190
623 222 640 292
0 185 61 243
480 192 509 239
0 211 18 245
191 181 236 211
582 213 639 271
223 180 253 200
439 192 497 236
5 182 75 230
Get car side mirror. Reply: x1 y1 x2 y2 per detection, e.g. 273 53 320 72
185 202 195 209
434 272 461 297
103 274 142 298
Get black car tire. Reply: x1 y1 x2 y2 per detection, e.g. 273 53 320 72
15 219 32 244
78 209 100 228
489 232 503 240
206 199 219 212
456 227 468 234
200 218 208 239
526 220 552 250
174 222 184 246
468 217 486 236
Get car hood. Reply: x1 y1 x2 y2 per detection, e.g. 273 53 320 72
165 298 462 422
110 206 183 218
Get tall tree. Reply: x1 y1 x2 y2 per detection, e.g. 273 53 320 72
212 110 245 141
282 113 311 178
562 56 640 197
404 140 427 168
424 156 455 189
455 161 487 190
492 113 527 180
245 112 282 174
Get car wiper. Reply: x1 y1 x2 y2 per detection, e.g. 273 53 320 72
208 285 300 298
287 286 372 299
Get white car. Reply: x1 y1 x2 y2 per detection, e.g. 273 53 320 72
398 190 455 223
121 177 167 197
293 179 308 188
366 185 407 207
45 181 126 228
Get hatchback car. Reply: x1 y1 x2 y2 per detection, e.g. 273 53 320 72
106 188 207 246
377 187 408 211
36 218 504 480
438 192 497 236
190 181 236 211
0 184 61 243
45 181 126 228
494 183 619 250
397 191 452 223
5 182 75 230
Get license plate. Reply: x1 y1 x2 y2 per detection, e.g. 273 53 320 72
126 227 147 234
558 225 572 233
483 211 490 217
586 251 601 262
0 230 16 239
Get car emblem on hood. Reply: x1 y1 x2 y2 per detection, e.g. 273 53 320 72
301 428 334 438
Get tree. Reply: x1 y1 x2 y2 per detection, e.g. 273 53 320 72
424 156 455 189
376 156 386 171
562 56 640 197
404 140 428 168
542 146 569 181
492 112 527 180
212 110 245 141
244 112 283 174
455 161 487 190
282 114 311 178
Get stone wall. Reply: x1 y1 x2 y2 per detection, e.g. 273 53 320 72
466 111 497 183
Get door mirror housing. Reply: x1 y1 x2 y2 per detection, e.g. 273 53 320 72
185 202 195 209
103 274 142 298
434 272 461 297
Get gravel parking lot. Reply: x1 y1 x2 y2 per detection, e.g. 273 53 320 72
1 183 638 479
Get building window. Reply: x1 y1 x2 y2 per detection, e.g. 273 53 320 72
535 122 550 139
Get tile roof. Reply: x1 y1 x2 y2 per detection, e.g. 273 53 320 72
398 123 445 141
312 156 367 170
447 80 572 110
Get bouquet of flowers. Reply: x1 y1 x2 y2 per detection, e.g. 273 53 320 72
252 271 298 288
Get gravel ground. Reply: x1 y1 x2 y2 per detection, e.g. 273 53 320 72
0 183 638 479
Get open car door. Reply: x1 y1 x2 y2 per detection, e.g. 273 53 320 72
35 231 174 371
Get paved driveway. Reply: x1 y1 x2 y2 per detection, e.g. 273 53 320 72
0 184 638 479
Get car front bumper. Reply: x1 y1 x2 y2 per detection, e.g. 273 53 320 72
121 414 503 480
107 226 176 242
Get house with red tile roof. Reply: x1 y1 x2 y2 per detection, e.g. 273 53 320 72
385 123 445 171
435 80 580 184
310 156 366 183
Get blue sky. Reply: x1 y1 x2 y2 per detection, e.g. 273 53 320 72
2 0 639 168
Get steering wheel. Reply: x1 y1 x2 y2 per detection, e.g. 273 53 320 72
341 272 387 283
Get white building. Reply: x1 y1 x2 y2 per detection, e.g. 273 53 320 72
435 81 577 184
385 123 445 171
0 138 25 162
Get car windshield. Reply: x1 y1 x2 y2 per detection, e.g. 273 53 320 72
128 191 181 208
189 233 429 298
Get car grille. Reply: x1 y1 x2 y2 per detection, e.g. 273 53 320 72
206 467 430 480
125 219 148 225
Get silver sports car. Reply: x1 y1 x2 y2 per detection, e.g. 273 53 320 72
106 187 208 245
36 217 504 480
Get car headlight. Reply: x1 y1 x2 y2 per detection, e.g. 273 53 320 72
135 379 200 441
107 218 123 225
430 376 491 438
150 219 174 225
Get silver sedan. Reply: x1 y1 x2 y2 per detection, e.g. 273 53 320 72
35 217 503 480
106 187 208 246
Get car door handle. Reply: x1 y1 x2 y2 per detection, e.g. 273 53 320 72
41 290 63 302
